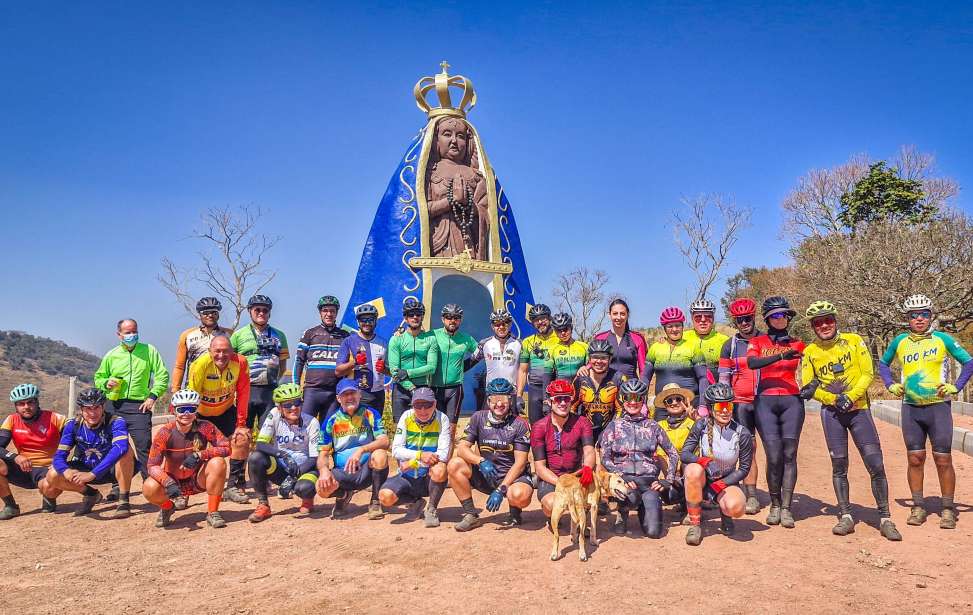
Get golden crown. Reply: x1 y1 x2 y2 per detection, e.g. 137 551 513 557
414 61 477 118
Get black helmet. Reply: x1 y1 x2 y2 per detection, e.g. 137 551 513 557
402 299 425 316
355 304 379 319
76 388 107 407
551 313 573 330
317 295 340 309
703 383 735 404
619 379 649 397
441 303 464 318
196 297 222 313
588 339 614 357
761 296 796 320
489 308 512 323
247 295 273 309
528 304 552 321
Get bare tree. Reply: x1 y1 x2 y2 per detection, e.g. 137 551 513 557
670 193 752 301
551 267 611 341
158 205 281 329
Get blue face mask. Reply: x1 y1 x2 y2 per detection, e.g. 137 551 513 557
122 333 139 347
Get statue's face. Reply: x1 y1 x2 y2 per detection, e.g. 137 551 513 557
436 119 469 163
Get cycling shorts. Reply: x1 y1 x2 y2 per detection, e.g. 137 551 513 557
754 394 805 441
433 385 464 423
734 402 756 435
1 460 48 489
901 401 953 454
470 465 532 495
381 473 436 503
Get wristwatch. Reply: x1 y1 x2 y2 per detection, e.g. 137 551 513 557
498 484 508 495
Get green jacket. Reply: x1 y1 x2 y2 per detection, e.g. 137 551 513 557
94 343 170 401
387 330 439 391
431 327 478 388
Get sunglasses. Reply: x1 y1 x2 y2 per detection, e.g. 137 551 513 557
199 310 220 317
405 312 423 319
734 315 754 324
358 316 377 324
280 401 302 410
553 327 572 332
663 396 685 406
550 395 573 404
811 316 836 326
620 393 645 403
590 354 611 360
174 405 198 415
909 310 932 319
251 307 270 314
713 401 734 413
768 312 792 320
413 401 435 410
443 316 462 321
492 320 511 326
692 313 714 322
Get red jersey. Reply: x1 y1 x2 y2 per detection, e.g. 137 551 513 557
746 334 806 396
0 410 67 466
719 334 759 403
146 419 230 485
530 413 594 476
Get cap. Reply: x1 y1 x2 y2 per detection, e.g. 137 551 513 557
336 378 359 396
411 387 436 404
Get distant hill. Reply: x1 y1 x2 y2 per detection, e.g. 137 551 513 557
0 330 101 415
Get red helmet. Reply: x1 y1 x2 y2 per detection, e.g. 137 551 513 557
729 298 757 318
659 306 685 325
545 379 574 397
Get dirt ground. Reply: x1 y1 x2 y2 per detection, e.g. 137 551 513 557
2 414 972 615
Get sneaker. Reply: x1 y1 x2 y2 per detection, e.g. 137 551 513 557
278 476 296 500
173 496 188 511
206 511 227 528
906 506 927 526
501 509 523 526
367 501 384 520
112 503 132 519
104 484 120 503
424 507 441 528
880 518 902 541
940 508 957 530
0 503 20 521
223 486 250 504
780 508 796 528
685 525 703 546
719 514 735 535
745 495 761 515
832 514 855 536
155 507 174 528
74 491 103 517
249 503 272 523
766 505 781 526
454 512 482 532
332 489 353 520
41 497 57 513
297 498 315 517
612 511 627 535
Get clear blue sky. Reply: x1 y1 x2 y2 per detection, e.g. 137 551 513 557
2 1 971 366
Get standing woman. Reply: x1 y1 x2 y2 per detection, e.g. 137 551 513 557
745 297 806 529
592 299 648 380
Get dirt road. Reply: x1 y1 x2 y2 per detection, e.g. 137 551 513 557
1 413 971 615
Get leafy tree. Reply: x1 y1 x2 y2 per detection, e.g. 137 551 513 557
838 161 929 229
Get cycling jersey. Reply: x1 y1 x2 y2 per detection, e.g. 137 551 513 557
530 413 594 476
644 338 708 396
230 324 289 387
431 327 478 388
294 324 350 389
187 352 250 427
719 333 761 403
572 369 623 436
880 331 973 406
0 411 67 467
387 330 439 391
747 333 806 395
801 332 874 410
171 326 233 389
599 414 677 481
53 415 129 478
657 415 696 462
463 410 531 478
470 336 522 387
681 419 754 486
320 405 384 468
256 408 321 466
519 332 557 386
146 419 229 487
550 339 589 381
338 332 388 393
684 329 730 382
94 342 169 401
391 409 451 478
592 330 647 379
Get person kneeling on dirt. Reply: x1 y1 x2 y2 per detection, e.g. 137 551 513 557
531 379 596 520
448 378 533 531
143 389 230 529
45 388 136 519
316 379 390 520
247 383 321 523
599 379 678 538
681 383 753 546
378 387 449 528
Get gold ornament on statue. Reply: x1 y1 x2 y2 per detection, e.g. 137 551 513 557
414 60 477 119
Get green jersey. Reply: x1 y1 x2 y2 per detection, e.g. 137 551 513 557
519 332 557 386
388 330 440 391
430 328 478 388
550 339 589 381
94 343 170 401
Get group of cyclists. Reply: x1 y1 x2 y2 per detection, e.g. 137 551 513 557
1 290 970 547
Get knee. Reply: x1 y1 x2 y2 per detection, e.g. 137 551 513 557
907 451 926 467
508 484 532 508
541 495 554 517
142 478 163 499
446 457 468 477
294 479 315 500
830 456 849 476
428 462 447 483
378 489 397 507
932 453 953 470
684 463 705 484
206 456 227 477
247 451 267 468
0 463 7 477
782 439 799 461
861 448 886 477
369 449 388 469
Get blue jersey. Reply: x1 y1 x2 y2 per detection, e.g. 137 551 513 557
338 332 388 393
321 406 385 468
53 415 129 478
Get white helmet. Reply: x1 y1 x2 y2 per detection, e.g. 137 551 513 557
689 298 716 313
902 294 933 313
171 389 200 407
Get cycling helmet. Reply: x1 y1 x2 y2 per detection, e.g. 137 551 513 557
489 308 512 323
247 294 273 309
902 294 933 312
703 383 735 404
170 389 200 407
588 339 614 357
402 299 425 316
76 388 107 407
728 298 757 318
761 296 796 319
805 300 837 319
659 306 685 325
485 378 515 396
317 295 340 309
9 383 39 403
355 304 379 319
528 304 552 321
689 298 716 313
545 379 574 397
196 297 222 313
619 379 649 398
441 303 464 318
272 382 303 404
551 313 573 330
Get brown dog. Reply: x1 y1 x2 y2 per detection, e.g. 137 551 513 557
549 468 629 561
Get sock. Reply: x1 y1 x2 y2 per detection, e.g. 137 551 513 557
2 494 15 506
229 459 246 486
259 496 269 505
510 506 522 516
372 467 389 501
82 486 98 497
161 500 174 511
460 497 477 516
942 495 954 510
744 485 757 499
687 504 702 526
207 494 221 513
911 491 924 507
427 480 446 511
119 492 130 504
